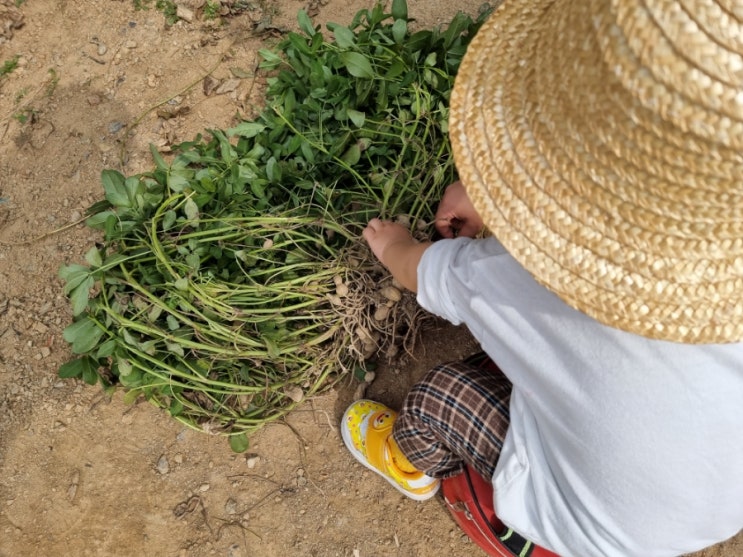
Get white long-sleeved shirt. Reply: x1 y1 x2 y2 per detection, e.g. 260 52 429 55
417 236 743 557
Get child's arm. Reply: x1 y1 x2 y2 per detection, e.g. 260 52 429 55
363 218 432 293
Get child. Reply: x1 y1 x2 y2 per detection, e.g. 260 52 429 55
340 0 743 556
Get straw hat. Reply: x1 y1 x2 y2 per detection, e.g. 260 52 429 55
450 0 743 344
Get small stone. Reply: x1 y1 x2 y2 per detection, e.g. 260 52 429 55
125 40 138 49
176 6 194 22
97 43 108 56
70 210 82 223
224 498 238 515
40 347 51 358
147 74 157 88
67 482 78 502
246 455 260 469
156 455 170 474
173 453 183 464
199 483 210 492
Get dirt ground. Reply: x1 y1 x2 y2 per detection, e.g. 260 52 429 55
0 1 740 556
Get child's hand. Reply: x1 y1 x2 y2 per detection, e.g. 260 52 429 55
363 218 431 292
363 218 416 267
435 181 484 238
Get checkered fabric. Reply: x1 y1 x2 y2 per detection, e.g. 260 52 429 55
392 353 512 480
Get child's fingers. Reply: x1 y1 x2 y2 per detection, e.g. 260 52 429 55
435 216 460 238
363 218 381 241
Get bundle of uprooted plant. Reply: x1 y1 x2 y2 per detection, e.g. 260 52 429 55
58 0 491 450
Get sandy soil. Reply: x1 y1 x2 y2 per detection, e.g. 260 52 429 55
0 1 740 556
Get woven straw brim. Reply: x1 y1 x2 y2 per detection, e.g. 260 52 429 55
450 0 743 344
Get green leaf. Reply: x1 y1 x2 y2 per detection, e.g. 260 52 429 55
63 317 104 354
266 157 280 181
341 143 361 165
59 357 99 383
391 0 408 20
101 170 130 208
125 176 145 206
167 173 190 192
162 210 177 231
214 128 237 163
148 305 164 322
369 3 385 25
59 264 90 294
58 357 88 379
331 25 355 48
392 19 407 44
186 253 200 271
169 397 184 417
283 88 296 118
263 336 280 359
183 198 199 221
118 358 133 377
300 141 316 164
227 122 266 138
258 49 283 69
84 246 103 267
166 342 185 357
297 10 316 37
347 109 365 128
149 143 169 172
142 339 158 357
96 339 117 359
250 180 266 200
82 363 99 385
70 276 94 316
84 210 116 230
340 52 374 79
174 277 189 291
229 433 250 453
122 386 142 401
406 30 432 53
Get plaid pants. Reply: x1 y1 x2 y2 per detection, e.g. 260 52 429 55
392 353 512 480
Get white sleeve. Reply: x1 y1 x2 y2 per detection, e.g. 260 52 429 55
416 236 510 326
